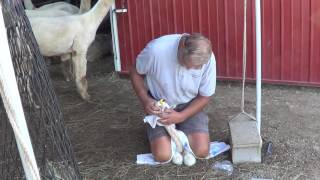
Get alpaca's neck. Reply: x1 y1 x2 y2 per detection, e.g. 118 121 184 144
83 0 113 29
79 0 92 13
23 0 35 9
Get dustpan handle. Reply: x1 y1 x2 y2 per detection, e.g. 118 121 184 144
241 0 247 113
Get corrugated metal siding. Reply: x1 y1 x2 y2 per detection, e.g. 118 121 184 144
115 0 320 86
262 0 320 85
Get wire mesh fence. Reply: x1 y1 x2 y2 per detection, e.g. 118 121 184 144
0 0 81 179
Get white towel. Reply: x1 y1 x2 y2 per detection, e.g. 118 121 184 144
143 115 161 128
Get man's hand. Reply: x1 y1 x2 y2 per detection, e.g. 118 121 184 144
144 99 161 115
159 109 185 125
130 65 161 115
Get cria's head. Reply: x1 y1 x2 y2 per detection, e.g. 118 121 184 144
159 99 166 105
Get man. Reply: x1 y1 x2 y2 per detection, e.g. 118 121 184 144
130 33 216 162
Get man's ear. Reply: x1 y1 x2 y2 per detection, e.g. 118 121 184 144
181 36 188 54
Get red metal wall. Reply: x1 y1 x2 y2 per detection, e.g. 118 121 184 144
115 0 320 86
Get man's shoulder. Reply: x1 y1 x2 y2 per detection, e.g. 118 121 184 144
144 34 181 58
148 34 181 48
205 53 216 68
155 34 182 41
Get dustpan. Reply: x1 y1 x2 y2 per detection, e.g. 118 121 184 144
229 0 262 164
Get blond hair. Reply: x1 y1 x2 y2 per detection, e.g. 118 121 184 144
181 33 212 65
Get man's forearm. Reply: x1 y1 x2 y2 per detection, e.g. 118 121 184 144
129 66 152 105
179 95 211 121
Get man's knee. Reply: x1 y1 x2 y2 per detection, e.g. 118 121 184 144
188 132 210 158
193 145 209 158
150 136 172 162
153 150 172 162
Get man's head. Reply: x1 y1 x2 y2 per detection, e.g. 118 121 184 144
178 33 212 69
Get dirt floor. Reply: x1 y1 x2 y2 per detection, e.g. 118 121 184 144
49 54 320 180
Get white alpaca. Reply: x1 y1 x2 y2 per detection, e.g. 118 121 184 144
25 0 91 83
28 0 114 100
23 0 79 13
25 9 71 18
155 99 196 166
23 0 91 17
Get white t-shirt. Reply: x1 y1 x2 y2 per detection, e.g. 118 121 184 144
136 34 216 105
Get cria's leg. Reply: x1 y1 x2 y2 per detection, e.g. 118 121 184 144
183 151 196 166
164 125 183 153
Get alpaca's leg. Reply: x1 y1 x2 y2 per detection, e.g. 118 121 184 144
72 52 90 100
61 53 72 82
60 61 72 82
60 53 74 82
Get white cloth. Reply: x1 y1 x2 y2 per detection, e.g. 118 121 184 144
143 115 161 128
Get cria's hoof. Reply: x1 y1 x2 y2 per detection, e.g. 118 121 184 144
183 152 196 166
172 153 183 165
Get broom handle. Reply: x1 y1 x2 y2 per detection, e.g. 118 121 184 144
241 0 247 113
